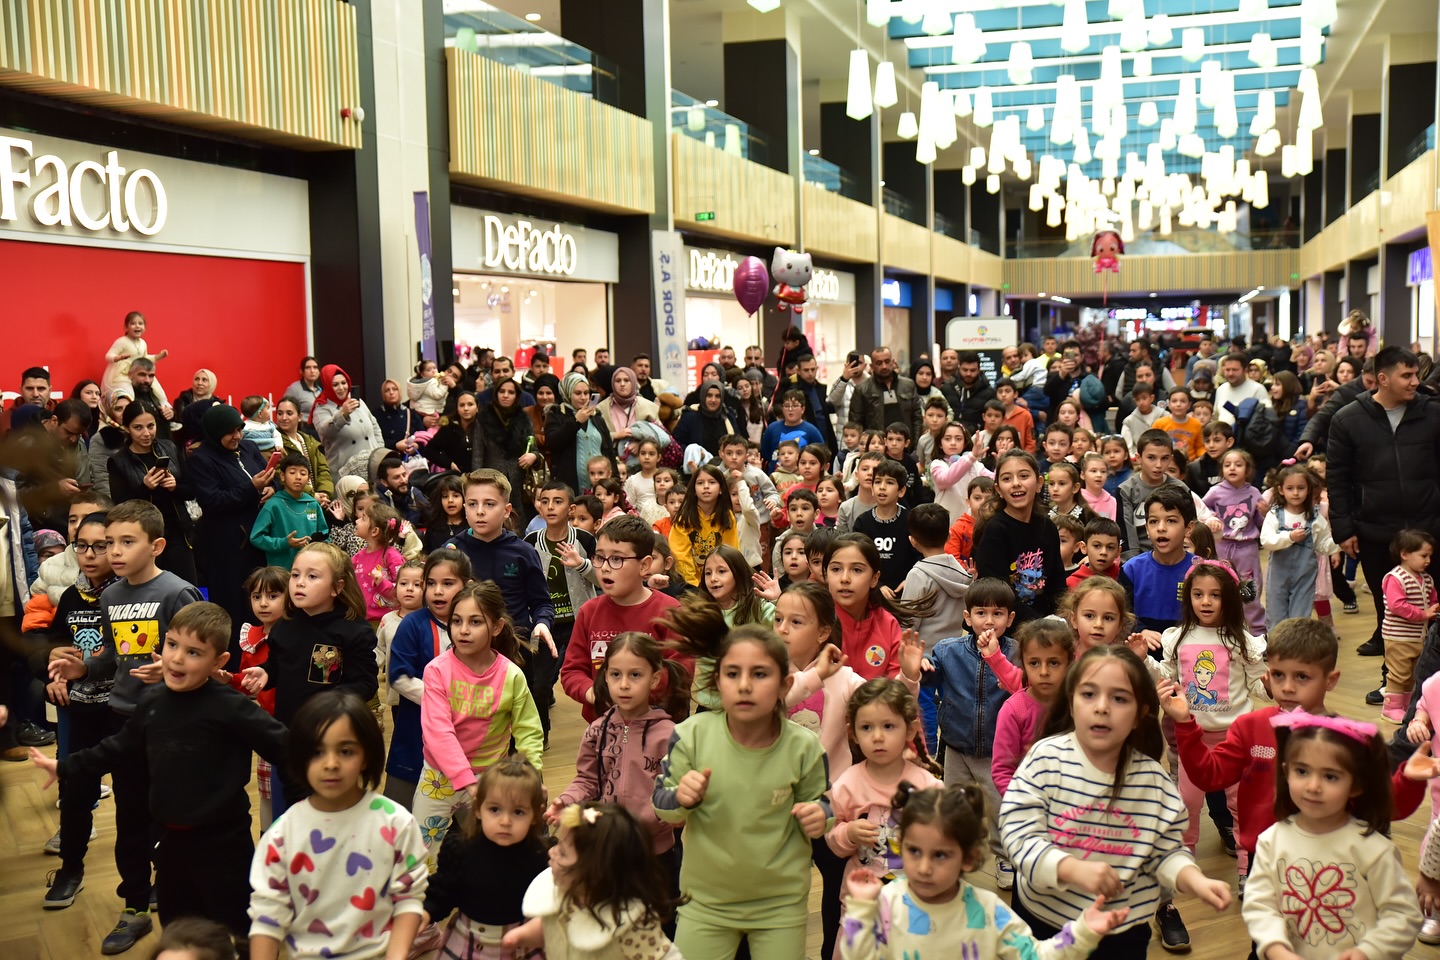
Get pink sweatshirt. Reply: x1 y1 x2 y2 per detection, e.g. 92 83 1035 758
354 544 405 621
786 663 920 782
826 760 943 881
930 454 993 520
556 706 676 854
984 648 1025 693
991 689 1050 796
420 650 544 790
1081 487 1117 520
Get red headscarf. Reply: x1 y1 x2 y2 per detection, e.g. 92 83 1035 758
310 363 351 424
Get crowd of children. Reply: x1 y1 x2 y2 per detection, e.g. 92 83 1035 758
12 337 1440 960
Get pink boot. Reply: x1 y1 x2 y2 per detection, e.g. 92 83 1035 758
1382 691 1411 724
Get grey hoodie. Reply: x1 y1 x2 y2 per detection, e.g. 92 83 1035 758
902 554 972 654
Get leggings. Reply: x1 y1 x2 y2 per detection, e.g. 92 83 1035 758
674 915 807 960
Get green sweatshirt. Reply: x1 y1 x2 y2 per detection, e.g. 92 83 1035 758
653 709 830 926
249 490 329 567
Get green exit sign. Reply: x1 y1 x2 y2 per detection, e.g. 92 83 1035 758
695 211 715 222
1291 273 1300 280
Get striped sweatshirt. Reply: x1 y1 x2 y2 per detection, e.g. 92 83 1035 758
998 732 1195 935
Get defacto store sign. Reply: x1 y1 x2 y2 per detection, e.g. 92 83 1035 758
484 215 578 275
0 136 167 235
452 207 619 284
688 248 738 292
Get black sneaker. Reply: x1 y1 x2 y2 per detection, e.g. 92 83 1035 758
1343 601 1359 614
17 721 56 747
1157 901 1191 952
1356 638 1384 657
101 909 152 954
43 868 83 909
1217 825 1237 857
1366 687 1385 706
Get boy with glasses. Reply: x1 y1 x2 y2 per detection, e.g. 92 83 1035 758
558 516 683 724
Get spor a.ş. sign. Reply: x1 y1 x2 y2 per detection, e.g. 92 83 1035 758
0 136 167 235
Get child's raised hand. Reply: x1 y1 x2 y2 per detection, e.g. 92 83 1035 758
1081 896 1131 937
1155 679 1193 723
1403 741 1440 781
752 571 782 602
129 652 164 685
676 767 711 808
974 628 999 658
30 747 58 790
544 797 566 826
846 816 881 849
899 629 925 680
286 530 309 549
554 541 584 569
647 573 671 590
1409 716 1433 745
815 644 847 681
845 867 883 902
240 666 268 696
1059 857 1122 899
792 801 828 838
1125 630 1162 657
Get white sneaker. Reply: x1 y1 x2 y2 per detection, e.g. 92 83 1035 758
43 825 96 854
1420 916 1440 945
996 858 1015 891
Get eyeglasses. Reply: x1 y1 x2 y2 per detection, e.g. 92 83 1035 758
74 541 109 556
591 554 640 570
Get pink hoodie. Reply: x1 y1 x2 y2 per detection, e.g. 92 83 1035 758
557 706 676 854
787 663 920 781
930 454 993 520
421 650 543 790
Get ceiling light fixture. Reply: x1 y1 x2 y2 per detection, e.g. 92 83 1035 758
524 12 541 21
873 61 898 108
846 50 873 121
1060 0 1090 55
746 0 781 12
1007 41 1034 84
897 110 918 139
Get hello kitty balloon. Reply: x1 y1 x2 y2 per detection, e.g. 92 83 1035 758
771 247 813 315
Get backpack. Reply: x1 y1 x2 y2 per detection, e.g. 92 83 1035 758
1228 397 1280 459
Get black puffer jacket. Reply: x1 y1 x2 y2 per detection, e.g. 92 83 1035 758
1327 392 1440 543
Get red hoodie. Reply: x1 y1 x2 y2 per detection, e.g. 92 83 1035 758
1176 706 1423 855
560 590 684 724
837 605 903 681
1066 560 1121 589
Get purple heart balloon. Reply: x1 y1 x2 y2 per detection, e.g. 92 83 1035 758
733 256 770 316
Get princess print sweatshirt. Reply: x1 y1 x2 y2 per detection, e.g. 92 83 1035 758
1158 625 1269 731
421 649 543 790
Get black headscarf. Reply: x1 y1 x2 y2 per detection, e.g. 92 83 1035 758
202 403 244 449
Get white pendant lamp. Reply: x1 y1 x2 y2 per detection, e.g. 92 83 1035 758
1300 24 1323 67
970 146 987 169
1015 155 1032 180
1296 131 1314 175
986 174 1000 194
1214 74 1238 139
988 124 1007 173
897 110 918 139
1108 0 1142 17
865 0 888 28
1029 183 1045 212
687 105 706 132
962 165 977 186
916 131 937 165
1281 143 1297 178
1253 171 1270 209
954 91 972 117
1047 193 1063 228
1133 51 1153 78
1298 90 1322 131
873 61 898 109
952 14 986 65
1159 117 1177 151
747 0 780 11
1060 0 1090 55
1027 105 1046 131
1248 33 1277 68
918 81 941 149
1073 127 1092 165
1250 90 1276 136
1239 0 1269 17
846 50 873 121
1159 203 1172 236
724 123 742 156
938 93 959 149
1148 13 1173 46
1181 27 1206 63
1119 12 1147 53
1007 41 1034 84
921 9 952 36
1199 60 1221 108
1301 0 1338 30
1298 66 1319 96
973 87 994 128
1173 74 1198 136
1178 133 1205 159
1050 75 1080 146
1138 101 1159 127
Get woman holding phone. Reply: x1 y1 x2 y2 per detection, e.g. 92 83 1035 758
107 398 197 584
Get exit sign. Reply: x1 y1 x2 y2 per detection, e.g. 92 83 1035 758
695 211 715 222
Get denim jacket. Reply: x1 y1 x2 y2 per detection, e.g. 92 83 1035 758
924 632 1017 756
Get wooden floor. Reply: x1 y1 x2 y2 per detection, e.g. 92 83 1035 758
1 602 1434 959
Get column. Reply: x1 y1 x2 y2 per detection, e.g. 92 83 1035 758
1383 34 1437 178
818 94 882 353
1302 158 1323 242
934 169 968 242
1324 146 1346 226
969 181 1001 255
1348 89 1382 205
1345 259 1375 320
1379 244 1414 347
1322 270 1345 333
561 0 675 363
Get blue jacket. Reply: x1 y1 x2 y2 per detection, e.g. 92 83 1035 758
924 632 1017 757
386 609 448 782
445 528 555 635
760 418 824 470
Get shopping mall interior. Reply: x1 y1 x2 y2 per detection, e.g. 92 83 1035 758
3 0 1440 957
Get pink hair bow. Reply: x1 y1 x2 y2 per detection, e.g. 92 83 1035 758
1270 710 1378 745
1281 458 1297 466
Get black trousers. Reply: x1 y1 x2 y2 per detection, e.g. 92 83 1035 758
812 835 847 960
61 709 153 910
155 819 254 938
1357 535 1394 686
525 620 572 735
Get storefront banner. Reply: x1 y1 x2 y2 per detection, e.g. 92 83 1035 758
652 230 688 390
451 206 619 283
944 317 1016 386
414 191 436 362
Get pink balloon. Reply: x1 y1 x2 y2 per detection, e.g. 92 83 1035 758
733 256 770 315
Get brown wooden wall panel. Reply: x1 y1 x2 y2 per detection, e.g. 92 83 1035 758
0 0 360 149
1382 150 1435 243
1003 249 1300 296
801 182 876 263
882 213 930 273
971 249 1004 289
931 230 970 283
448 49 654 215
671 132 794 245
